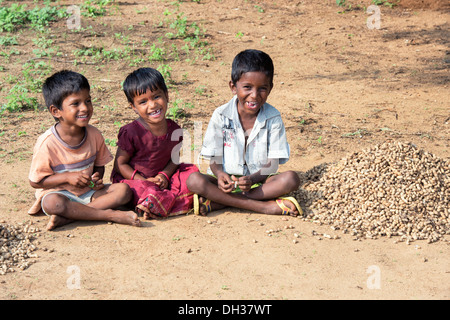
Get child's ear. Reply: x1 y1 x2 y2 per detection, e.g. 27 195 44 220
229 80 237 95
49 105 62 120
130 103 138 114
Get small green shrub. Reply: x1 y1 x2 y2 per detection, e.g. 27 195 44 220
0 2 65 32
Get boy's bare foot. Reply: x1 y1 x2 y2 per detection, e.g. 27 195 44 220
46 215 73 231
110 210 141 227
46 210 141 230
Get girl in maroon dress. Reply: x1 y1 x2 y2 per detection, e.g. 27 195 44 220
111 68 199 219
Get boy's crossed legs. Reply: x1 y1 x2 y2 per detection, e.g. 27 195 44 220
187 171 301 216
42 183 140 230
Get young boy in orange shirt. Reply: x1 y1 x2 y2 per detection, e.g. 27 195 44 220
28 70 141 230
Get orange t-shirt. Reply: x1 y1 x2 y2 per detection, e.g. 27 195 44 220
28 124 113 214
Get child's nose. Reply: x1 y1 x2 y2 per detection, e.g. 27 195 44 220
79 102 91 112
148 100 158 109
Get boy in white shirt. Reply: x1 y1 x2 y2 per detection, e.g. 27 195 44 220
187 49 301 216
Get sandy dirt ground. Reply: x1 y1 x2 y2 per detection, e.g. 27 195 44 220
0 0 448 300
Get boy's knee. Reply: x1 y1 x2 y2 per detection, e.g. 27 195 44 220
110 183 133 204
42 193 69 215
284 171 301 190
186 172 204 193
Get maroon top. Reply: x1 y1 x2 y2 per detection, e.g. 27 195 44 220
111 119 182 182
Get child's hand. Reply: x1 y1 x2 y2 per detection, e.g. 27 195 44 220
147 175 168 190
232 175 253 192
90 172 104 190
155 173 169 190
217 172 234 193
67 171 91 188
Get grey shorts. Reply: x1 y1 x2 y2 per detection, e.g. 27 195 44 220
41 189 96 216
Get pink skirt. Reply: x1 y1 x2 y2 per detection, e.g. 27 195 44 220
120 163 199 219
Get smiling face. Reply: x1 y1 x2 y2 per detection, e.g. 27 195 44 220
51 88 93 128
131 87 169 128
230 71 273 117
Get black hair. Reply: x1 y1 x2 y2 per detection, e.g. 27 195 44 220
42 70 90 111
123 67 168 104
231 49 274 85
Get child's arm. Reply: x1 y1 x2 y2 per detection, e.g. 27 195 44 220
93 165 105 179
210 161 234 193
231 159 279 192
153 160 178 190
114 147 136 180
90 166 105 190
209 155 277 193
114 147 177 190
29 170 93 190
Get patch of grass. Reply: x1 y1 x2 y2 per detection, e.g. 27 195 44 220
0 0 214 122
0 48 20 60
166 98 194 121
1 60 52 114
157 64 173 83
341 129 370 138
104 138 117 147
336 0 353 13
81 0 115 17
254 5 265 13
1 84 39 114
371 0 399 8
0 1 66 32
148 43 167 62
0 36 18 46
74 46 132 62
162 10 214 61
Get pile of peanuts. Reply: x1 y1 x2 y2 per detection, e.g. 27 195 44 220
0 221 40 275
291 141 449 243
